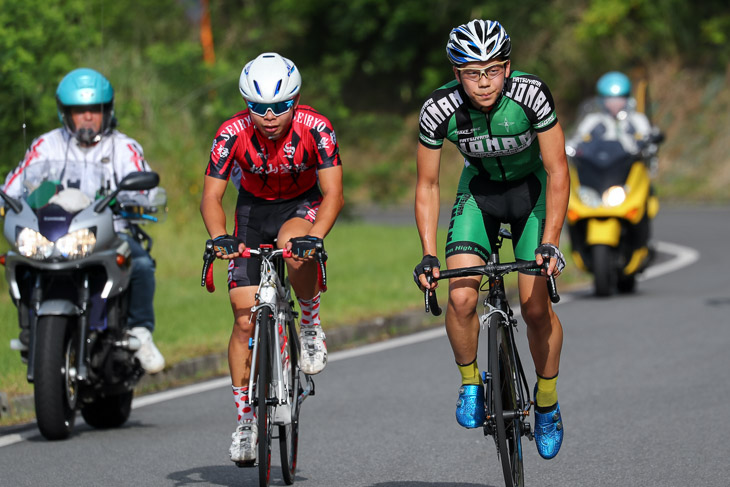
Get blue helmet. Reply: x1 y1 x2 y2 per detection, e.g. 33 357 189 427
596 71 631 97
56 68 115 142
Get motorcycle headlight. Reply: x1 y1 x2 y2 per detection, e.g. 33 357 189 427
56 228 97 259
16 228 54 259
577 186 602 208
602 186 627 207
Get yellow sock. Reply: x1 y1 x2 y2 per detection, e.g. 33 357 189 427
458 360 481 385
536 374 558 408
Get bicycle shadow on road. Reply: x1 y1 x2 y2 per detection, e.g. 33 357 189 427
368 483 498 487
167 465 309 487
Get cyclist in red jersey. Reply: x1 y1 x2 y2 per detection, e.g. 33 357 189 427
200 52 344 464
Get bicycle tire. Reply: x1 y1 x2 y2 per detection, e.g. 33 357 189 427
279 311 300 485
488 313 515 487
257 311 274 487
497 322 525 487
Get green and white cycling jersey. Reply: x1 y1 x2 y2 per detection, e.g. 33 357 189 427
418 70 558 185
418 70 559 267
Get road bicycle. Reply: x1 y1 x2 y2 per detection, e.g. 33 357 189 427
423 228 559 487
202 242 317 486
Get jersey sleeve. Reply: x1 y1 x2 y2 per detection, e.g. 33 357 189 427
311 118 341 170
205 116 246 181
418 94 447 149
505 73 559 133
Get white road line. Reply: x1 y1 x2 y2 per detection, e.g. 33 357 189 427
0 239 699 448
640 241 700 281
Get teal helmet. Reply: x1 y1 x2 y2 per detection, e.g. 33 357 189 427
56 68 115 143
596 71 631 97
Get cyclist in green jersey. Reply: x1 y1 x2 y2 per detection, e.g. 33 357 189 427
413 19 570 460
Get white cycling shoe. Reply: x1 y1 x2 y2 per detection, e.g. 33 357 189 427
299 325 327 375
128 327 165 374
230 422 258 463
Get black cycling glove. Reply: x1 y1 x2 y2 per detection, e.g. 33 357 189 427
535 243 566 273
212 234 242 256
289 235 326 259
413 254 441 289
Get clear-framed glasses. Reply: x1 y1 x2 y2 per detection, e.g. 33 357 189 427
456 60 508 82
246 98 296 117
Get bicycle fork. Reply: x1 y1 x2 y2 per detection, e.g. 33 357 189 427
480 308 534 441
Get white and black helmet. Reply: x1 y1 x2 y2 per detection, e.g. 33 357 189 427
446 19 511 65
239 52 301 103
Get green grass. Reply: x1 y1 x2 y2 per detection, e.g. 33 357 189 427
0 215 586 425
0 220 449 406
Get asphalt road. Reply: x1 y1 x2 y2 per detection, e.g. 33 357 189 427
1 206 728 487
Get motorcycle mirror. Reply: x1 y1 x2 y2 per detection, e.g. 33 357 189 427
93 171 160 213
118 171 160 192
0 188 22 214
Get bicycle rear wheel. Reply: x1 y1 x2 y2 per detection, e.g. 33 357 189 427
257 311 274 487
489 314 524 487
279 313 300 485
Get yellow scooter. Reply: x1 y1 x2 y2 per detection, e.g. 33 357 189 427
566 137 660 296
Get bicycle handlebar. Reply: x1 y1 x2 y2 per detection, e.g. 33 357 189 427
201 240 326 293
424 260 560 316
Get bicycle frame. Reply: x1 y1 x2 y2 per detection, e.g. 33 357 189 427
245 246 314 414
480 246 532 442
423 228 560 487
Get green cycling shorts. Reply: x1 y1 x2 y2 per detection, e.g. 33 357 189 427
445 167 547 275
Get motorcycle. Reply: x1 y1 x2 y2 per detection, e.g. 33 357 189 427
0 159 164 440
565 134 660 296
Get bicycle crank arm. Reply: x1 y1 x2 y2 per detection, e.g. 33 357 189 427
298 375 316 407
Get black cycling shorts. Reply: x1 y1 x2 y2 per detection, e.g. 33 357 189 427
227 187 322 289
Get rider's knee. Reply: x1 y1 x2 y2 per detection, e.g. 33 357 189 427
521 300 553 329
448 287 479 319
232 313 254 336
131 254 155 276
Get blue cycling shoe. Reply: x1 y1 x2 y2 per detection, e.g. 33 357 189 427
456 384 485 428
533 385 564 459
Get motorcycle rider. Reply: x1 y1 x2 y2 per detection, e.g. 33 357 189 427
200 52 344 464
2 67 165 374
568 71 662 168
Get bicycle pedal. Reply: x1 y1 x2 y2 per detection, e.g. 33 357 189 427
235 460 256 468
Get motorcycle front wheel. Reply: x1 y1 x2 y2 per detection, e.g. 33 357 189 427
592 245 617 297
34 316 78 440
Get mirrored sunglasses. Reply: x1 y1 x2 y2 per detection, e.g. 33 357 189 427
246 99 295 117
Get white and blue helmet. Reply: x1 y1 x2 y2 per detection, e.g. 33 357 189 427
239 52 301 103
446 20 511 65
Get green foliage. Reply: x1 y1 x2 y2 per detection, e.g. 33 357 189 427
2 0 730 196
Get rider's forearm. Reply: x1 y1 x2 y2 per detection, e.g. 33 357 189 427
415 181 440 256
308 191 344 240
543 166 570 246
200 196 229 239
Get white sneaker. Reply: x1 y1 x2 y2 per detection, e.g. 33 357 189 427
299 325 327 375
230 422 257 463
128 327 165 374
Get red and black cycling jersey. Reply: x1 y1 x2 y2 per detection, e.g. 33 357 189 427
205 105 341 200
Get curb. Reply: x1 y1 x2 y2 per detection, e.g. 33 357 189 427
0 308 441 425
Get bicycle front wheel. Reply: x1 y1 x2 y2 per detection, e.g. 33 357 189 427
488 314 524 487
497 320 525 486
279 313 300 485
257 311 274 487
